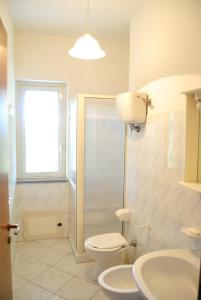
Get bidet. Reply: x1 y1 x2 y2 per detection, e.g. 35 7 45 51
99 265 141 300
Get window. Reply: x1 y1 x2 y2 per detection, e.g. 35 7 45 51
16 81 66 181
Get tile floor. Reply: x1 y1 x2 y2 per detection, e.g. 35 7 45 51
12 238 109 300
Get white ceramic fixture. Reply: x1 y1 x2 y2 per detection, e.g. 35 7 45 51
116 92 149 124
84 232 129 280
98 265 141 300
180 226 201 238
133 249 200 300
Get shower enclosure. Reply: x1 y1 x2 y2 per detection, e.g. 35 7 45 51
68 95 125 261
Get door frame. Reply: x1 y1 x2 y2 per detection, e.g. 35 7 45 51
0 18 13 300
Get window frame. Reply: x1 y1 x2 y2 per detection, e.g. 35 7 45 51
16 80 67 182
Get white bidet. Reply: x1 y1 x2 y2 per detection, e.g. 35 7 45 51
98 264 141 300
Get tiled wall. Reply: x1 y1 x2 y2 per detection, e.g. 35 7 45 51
128 0 201 260
125 111 201 259
15 182 69 241
125 76 201 260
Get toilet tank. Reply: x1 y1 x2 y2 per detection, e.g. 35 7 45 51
116 92 148 124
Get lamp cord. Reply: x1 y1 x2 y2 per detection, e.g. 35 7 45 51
86 0 90 32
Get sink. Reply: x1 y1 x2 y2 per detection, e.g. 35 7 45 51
133 249 200 300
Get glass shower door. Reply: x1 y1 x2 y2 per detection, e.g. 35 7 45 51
84 97 125 241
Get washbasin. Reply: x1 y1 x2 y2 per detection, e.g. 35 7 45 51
133 249 200 300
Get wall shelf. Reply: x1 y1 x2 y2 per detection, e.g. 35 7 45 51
179 181 201 193
180 87 201 194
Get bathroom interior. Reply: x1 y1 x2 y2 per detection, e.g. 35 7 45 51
1 0 201 299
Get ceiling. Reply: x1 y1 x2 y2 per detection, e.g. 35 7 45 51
8 0 145 41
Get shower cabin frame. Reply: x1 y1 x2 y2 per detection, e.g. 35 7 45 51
68 94 126 262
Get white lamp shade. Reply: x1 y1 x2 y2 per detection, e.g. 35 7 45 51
69 34 105 60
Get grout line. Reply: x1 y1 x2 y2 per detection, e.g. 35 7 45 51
29 265 52 282
12 274 28 293
14 282 54 299
13 263 51 282
12 238 98 299
90 288 101 300
52 264 80 277
30 265 75 283
13 279 54 297
29 271 76 295
53 275 78 298
77 268 99 286
14 239 73 263
34 239 62 247
47 293 65 300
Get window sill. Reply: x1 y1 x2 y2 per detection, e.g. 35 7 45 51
16 178 68 184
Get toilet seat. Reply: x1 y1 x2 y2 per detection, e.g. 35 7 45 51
84 233 129 280
86 232 128 250
85 241 121 252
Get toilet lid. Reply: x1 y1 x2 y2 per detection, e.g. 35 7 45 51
87 233 128 249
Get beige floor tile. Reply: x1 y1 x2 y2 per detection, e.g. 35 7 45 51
91 289 110 300
57 277 99 300
52 239 72 254
36 248 66 265
31 266 73 293
55 255 89 275
77 263 97 284
16 241 26 248
17 241 45 257
13 282 52 300
12 239 100 300
12 252 29 267
34 239 60 247
12 274 27 292
14 257 49 280
48 295 65 300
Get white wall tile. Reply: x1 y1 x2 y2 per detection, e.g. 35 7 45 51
15 182 69 240
125 111 201 259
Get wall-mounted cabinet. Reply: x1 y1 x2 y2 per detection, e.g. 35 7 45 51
180 88 201 192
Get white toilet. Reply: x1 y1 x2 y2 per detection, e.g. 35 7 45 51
84 232 129 280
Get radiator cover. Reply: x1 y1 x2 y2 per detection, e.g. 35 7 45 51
23 211 65 240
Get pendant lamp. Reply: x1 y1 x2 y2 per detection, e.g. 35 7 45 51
68 0 105 60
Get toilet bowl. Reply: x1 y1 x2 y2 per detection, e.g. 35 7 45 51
84 232 129 280
98 264 141 300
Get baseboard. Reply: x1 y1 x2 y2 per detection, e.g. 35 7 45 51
69 234 94 263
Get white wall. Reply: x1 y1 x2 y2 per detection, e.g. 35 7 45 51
129 0 201 91
15 33 129 97
0 0 16 200
14 31 129 240
0 0 15 105
127 0 201 259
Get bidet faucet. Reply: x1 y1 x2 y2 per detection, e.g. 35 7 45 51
130 239 137 247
